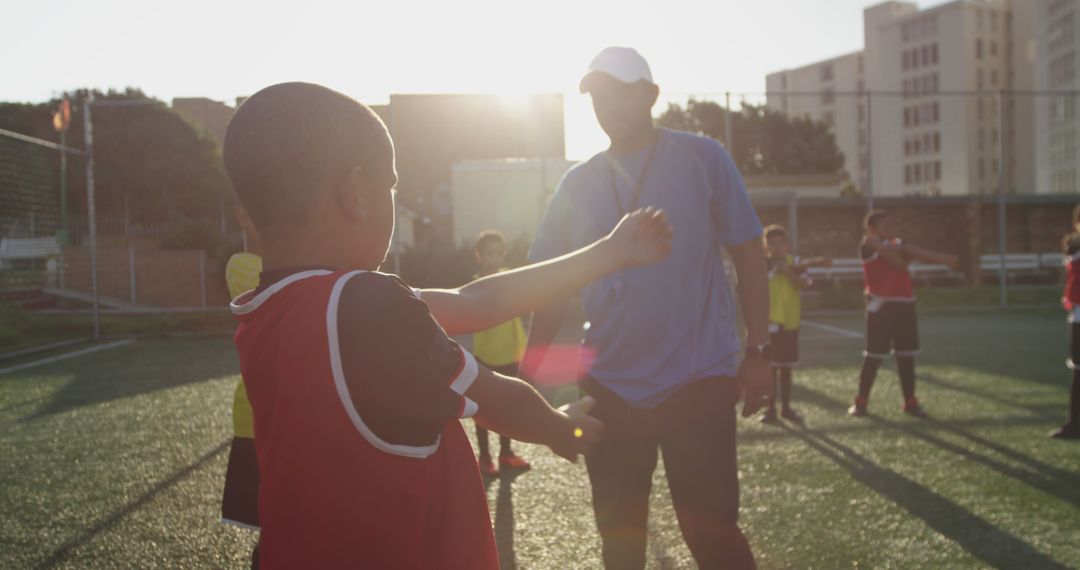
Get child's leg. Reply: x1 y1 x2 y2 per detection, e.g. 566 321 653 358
897 355 916 401
765 366 779 412
498 434 513 457
476 424 491 458
857 357 883 401
778 366 793 410
1066 324 1080 428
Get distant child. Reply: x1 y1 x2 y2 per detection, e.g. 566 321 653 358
761 225 831 423
222 82 672 568
471 230 531 475
849 209 957 418
1051 204 1080 439
221 204 262 549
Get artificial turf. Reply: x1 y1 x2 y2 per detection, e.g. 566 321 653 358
1 309 1077 569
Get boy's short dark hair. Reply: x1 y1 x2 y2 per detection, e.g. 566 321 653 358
223 82 393 229
864 209 890 231
763 225 788 240
475 230 506 253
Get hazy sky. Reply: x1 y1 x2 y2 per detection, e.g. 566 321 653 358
3 0 945 158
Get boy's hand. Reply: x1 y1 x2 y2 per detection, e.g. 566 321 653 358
738 356 773 417
550 397 603 462
605 207 674 268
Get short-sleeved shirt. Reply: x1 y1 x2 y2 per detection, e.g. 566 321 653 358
860 239 915 302
529 128 762 408
767 254 802 331
231 268 497 569
472 269 528 367
1063 235 1080 320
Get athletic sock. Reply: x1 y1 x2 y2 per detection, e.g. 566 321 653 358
858 357 883 402
779 366 793 408
897 356 916 402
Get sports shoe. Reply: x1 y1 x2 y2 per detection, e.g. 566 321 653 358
478 456 500 477
848 396 868 417
760 408 778 423
1049 423 1080 439
903 398 928 419
499 454 531 471
781 408 803 423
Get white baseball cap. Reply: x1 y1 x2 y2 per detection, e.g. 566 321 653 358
579 47 655 94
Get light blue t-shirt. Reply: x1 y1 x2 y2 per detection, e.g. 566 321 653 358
529 128 762 408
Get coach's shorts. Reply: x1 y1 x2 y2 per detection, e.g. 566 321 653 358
865 301 919 359
769 323 799 367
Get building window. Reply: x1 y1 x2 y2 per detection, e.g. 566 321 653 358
976 38 983 59
979 158 986 180
915 163 923 183
821 87 835 105
914 137 922 154
935 161 942 181
991 69 998 87
977 68 984 90
990 41 997 57
823 111 835 127
902 51 910 71
992 158 999 175
934 131 941 152
904 108 911 127
932 73 939 93
905 139 912 156
912 48 920 69
914 106 921 126
932 43 939 64
932 102 939 123
922 45 930 66
905 165 912 184
858 56 864 74
821 63 834 82
979 128 985 150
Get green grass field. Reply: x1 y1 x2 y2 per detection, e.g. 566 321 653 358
1 309 1078 569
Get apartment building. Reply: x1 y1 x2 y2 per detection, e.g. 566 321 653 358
1036 0 1080 194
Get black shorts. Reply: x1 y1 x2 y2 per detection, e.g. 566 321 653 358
769 324 799 367
865 301 920 359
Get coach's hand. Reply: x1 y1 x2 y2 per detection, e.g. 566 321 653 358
738 356 773 417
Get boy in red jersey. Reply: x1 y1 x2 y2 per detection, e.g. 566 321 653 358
1052 204 1080 439
222 82 672 569
849 210 956 418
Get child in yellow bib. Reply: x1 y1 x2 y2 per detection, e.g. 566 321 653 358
762 225 830 423
472 230 531 476
222 207 262 546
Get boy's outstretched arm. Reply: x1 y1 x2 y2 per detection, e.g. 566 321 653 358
902 243 959 268
865 235 909 270
421 208 672 336
467 365 601 462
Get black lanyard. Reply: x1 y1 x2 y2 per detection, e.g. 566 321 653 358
607 133 659 217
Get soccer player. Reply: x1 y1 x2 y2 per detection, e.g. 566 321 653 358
1051 204 1080 440
849 209 957 418
222 82 672 569
471 230 531 475
221 204 262 551
761 225 831 423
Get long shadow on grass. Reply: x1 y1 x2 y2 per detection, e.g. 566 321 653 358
798 386 1080 509
918 372 1062 418
484 470 525 570
782 424 1069 570
18 340 238 422
33 439 230 570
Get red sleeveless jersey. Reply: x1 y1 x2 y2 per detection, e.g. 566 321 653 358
231 269 497 569
1064 251 1080 311
861 240 915 301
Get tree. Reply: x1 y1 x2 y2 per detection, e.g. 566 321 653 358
0 88 231 230
657 99 845 176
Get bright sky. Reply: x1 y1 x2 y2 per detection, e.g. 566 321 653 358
3 0 944 159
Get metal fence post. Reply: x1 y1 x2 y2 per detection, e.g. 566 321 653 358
997 90 1007 308
83 96 101 339
787 192 799 255
724 92 733 151
128 242 137 305
865 89 874 212
199 249 207 309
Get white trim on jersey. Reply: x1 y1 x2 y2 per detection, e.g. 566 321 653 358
1067 251 1080 265
863 350 890 360
1069 307 1080 324
229 269 335 315
220 518 261 532
449 351 480 419
326 271 442 459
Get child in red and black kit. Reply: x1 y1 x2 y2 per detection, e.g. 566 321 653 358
849 210 957 418
222 82 672 569
1051 204 1080 440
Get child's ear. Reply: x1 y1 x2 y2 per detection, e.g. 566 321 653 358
336 166 367 221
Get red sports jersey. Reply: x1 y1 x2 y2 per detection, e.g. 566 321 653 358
1064 251 1080 311
230 269 497 570
861 239 915 301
